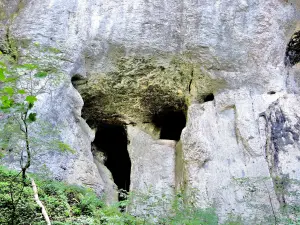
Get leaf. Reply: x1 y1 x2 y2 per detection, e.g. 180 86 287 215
1 96 8 102
0 107 10 113
3 87 14 96
28 102 34 109
34 71 48 78
4 77 16 82
3 99 13 108
18 90 26 94
28 113 37 122
0 68 5 82
25 95 37 104
0 61 6 68
22 64 38 70
0 96 13 109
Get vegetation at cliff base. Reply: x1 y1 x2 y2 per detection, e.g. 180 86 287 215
0 166 131 225
0 166 221 225
1 164 299 225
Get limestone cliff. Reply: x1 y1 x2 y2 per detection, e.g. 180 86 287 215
0 0 300 223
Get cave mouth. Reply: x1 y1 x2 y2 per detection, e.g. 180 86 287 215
152 108 186 141
93 123 131 200
285 31 300 67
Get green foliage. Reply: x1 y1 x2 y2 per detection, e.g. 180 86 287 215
0 54 42 117
0 68 5 81
0 166 226 225
22 63 38 70
0 50 74 168
160 206 218 225
6 167 300 225
0 166 144 225
34 71 48 78
25 95 37 104
0 166 39 225
28 112 37 122
57 141 76 153
0 166 103 224
0 47 76 225
36 180 104 220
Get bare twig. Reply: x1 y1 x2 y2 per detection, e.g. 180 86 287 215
31 178 51 225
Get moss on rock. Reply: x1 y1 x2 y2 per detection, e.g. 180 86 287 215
78 55 226 132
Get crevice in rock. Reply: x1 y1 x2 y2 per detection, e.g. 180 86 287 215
259 102 300 207
285 30 300 67
151 108 186 141
92 123 131 201
175 141 185 191
0 26 18 61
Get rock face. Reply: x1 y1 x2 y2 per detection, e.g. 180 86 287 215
1 0 300 223
127 126 176 217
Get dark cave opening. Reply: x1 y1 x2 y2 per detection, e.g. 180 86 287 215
268 91 276 95
285 31 300 67
93 123 131 199
152 109 186 141
71 74 83 83
203 93 215 102
71 74 87 87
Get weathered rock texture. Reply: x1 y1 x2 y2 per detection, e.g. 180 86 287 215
127 126 176 218
1 0 300 223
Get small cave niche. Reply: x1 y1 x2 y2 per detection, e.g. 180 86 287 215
93 123 131 200
285 31 300 67
203 93 215 102
71 74 87 87
152 108 186 141
268 91 276 95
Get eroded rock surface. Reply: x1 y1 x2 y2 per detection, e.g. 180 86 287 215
0 0 300 223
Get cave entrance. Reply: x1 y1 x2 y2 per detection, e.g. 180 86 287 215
152 108 186 141
285 31 300 67
93 123 131 200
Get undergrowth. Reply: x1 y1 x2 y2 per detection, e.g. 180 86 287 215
1 166 299 225
0 166 219 225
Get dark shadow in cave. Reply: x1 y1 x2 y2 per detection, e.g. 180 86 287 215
93 123 131 200
152 108 186 141
71 74 83 83
203 93 215 102
268 91 276 95
285 31 300 67
71 74 87 88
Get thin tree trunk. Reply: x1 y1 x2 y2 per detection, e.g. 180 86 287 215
31 178 51 225
21 116 31 181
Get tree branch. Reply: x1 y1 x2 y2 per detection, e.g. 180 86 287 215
21 109 31 180
31 178 51 225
